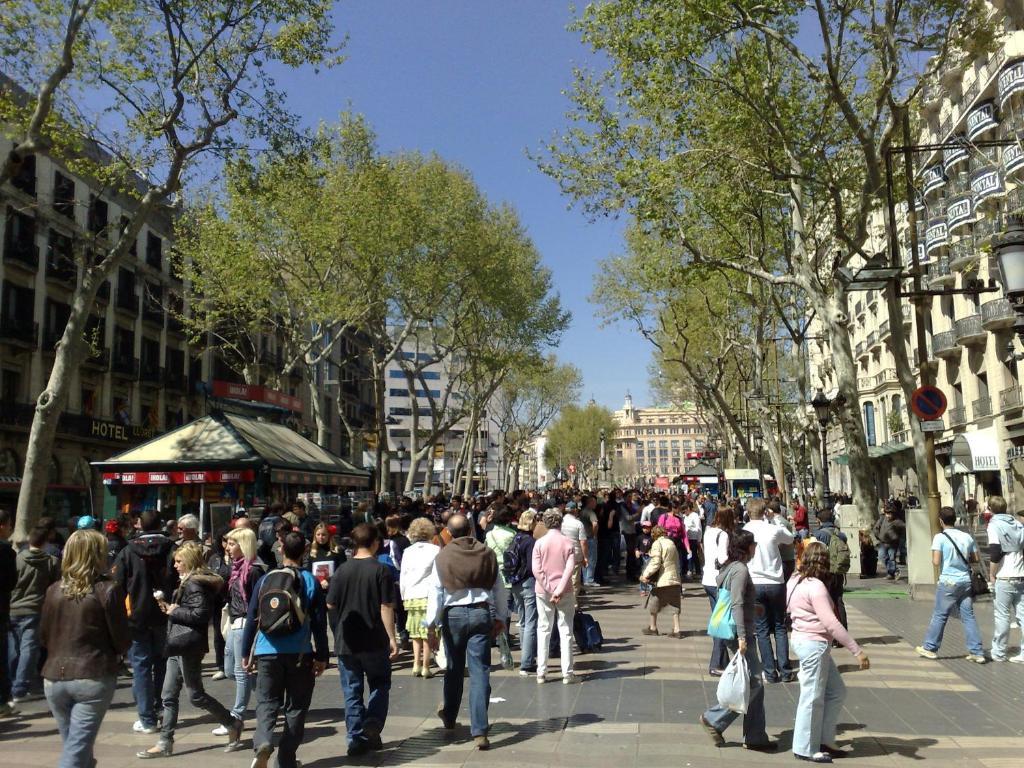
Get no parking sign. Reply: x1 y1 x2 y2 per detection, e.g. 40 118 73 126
910 386 947 421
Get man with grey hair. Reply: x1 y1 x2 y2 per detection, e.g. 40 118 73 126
986 495 1024 662
531 509 577 685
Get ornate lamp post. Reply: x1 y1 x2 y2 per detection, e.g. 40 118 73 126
811 389 833 510
395 442 407 498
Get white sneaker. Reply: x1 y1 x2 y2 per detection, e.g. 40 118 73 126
211 671 228 681
1009 655 1024 664
562 673 577 685
518 670 532 677
211 724 230 736
536 674 546 685
132 720 158 734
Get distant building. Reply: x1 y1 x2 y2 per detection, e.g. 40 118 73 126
611 393 709 481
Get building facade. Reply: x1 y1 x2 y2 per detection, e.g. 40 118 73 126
809 5 1024 510
611 393 709 483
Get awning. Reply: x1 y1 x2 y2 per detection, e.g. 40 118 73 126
688 462 719 477
951 428 1001 473
724 468 759 481
832 442 913 465
93 410 370 487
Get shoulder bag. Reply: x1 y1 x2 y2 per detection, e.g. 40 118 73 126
941 531 989 597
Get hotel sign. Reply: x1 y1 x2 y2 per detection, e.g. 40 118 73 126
998 60 1024 108
942 137 969 173
922 165 946 195
970 166 1005 202
1004 142 1024 175
946 194 975 231
925 218 948 255
966 101 998 141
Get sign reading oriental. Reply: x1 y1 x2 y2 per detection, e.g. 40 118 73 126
102 470 256 485
211 380 303 413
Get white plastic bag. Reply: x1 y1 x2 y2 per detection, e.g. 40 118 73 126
716 651 750 714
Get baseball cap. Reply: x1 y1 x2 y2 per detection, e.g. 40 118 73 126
566 501 579 511
77 515 96 530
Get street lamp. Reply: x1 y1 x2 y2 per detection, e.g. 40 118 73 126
995 215 1024 354
811 389 833 511
752 430 764 496
396 441 407 497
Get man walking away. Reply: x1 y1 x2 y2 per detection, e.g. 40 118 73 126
426 515 508 751
326 524 399 756
985 496 1024 662
873 506 904 580
112 510 177 733
242 531 329 768
0 509 17 717
8 525 60 703
812 508 852 628
504 511 539 676
743 498 795 683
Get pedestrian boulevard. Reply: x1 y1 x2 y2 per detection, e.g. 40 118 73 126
3 580 1022 767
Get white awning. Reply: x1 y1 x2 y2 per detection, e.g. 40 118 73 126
950 428 1000 473
724 468 760 481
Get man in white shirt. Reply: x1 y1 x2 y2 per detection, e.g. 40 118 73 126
560 501 587 596
743 498 795 683
985 495 1024 662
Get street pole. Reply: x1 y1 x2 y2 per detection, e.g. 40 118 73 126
819 423 831 510
772 339 788 506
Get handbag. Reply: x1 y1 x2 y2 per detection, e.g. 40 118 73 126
716 651 750 713
220 605 231 637
166 617 202 655
941 531 989 597
707 586 737 640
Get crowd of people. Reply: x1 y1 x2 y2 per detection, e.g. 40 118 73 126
0 485 1022 768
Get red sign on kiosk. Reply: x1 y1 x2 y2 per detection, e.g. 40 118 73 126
211 380 303 413
103 470 255 485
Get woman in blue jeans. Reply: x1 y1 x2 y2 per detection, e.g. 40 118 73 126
219 526 265 735
40 529 132 768
699 530 774 752
915 506 987 663
787 542 870 763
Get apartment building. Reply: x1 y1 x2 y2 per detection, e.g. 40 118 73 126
809 5 1024 508
611 393 709 482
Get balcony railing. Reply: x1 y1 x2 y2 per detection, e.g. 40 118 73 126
954 314 985 345
879 319 891 339
928 258 953 287
111 355 138 378
45 255 77 286
165 367 186 391
0 317 38 347
855 340 867 358
973 396 993 419
138 362 162 386
974 217 1000 246
948 405 967 427
3 239 39 269
855 300 864 318
868 330 880 349
116 290 139 315
83 347 110 371
142 302 164 327
901 304 913 324
932 329 960 358
1000 385 1023 411
982 297 1016 329
875 368 898 387
948 240 979 271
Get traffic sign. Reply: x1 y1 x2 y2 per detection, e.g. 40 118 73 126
568 463 577 474
910 385 947 420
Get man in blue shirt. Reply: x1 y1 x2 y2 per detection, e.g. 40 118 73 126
242 531 329 768
915 507 986 663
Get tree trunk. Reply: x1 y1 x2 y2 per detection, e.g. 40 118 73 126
307 374 328 448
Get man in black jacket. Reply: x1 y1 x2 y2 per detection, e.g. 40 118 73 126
112 510 178 733
0 508 18 718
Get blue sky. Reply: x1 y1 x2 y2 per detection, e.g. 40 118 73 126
281 1 652 411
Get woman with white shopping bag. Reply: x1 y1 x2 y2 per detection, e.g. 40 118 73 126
699 529 775 752
787 542 870 763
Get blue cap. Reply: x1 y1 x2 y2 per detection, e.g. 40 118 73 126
77 515 96 530
566 501 579 510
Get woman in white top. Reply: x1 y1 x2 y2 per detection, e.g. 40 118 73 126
399 517 441 678
701 505 735 675
684 503 704 579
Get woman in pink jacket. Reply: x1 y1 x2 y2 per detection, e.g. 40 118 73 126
787 542 870 763
531 509 577 685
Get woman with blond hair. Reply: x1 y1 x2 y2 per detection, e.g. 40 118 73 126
40 528 131 768
218 525 265 735
138 542 242 758
400 516 440 677
640 525 683 637
787 541 870 763
308 522 347 586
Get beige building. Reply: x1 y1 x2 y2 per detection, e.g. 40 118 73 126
809 6 1024 511
611 393 709 482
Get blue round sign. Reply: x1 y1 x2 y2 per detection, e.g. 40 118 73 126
910 386 947 420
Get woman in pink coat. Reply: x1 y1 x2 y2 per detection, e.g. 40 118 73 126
532 509 577 685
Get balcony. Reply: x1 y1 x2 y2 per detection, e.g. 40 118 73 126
82 347 110 371
879 319 891 339
948 240 979 271
875 368 899 388
855 340 868 360
981 297 1016 329
932 329 960 358
973 396 993 420
928 258 954 287
141 302 164 328
857 376 873 390
45 255 77 287
115 290 139 316
854 300 865 319
3 239 39 271
901 304 913 325
0 317 38 349
954 314 986 345
111 354 138 379
974 217 1000 246
948 405 967 427
138 362 162 387
868 330 881 350
1000 385 1023 412
165 366 186 392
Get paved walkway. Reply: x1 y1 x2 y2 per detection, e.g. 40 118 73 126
3 578 1023 767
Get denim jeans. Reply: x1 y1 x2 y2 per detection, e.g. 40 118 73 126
704 586 729 672
338 651 392 747
224 622 253 719
159 650 235 745
584 540 597 584
702 639 768 745
44 675 117 768
128 625 168 727
878 544 897 576
753 583 791 679
253 654 316 768
991 579 1024 659
8 613 41 698
511 578 538 672
536 592 575 679
440 604 492 737
791 638 846 757
923 581 984 656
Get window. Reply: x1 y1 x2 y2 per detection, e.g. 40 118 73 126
81 387 95 417
1 281 34 324
389 407 412 417
87 195 108 235
140 337 160 376
1 368 22 403
388 369 406 379
113 326 135 363
116 268 137 311
695 440 704 450
388 388 408 398
863 401 876 447
53 172 75 220
43 299 70 347
119 216 137 256
146 233 162 269
4 206 37 265
12 155 36 196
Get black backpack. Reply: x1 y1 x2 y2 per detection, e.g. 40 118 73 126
503 534 531 586
257 567 307 637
